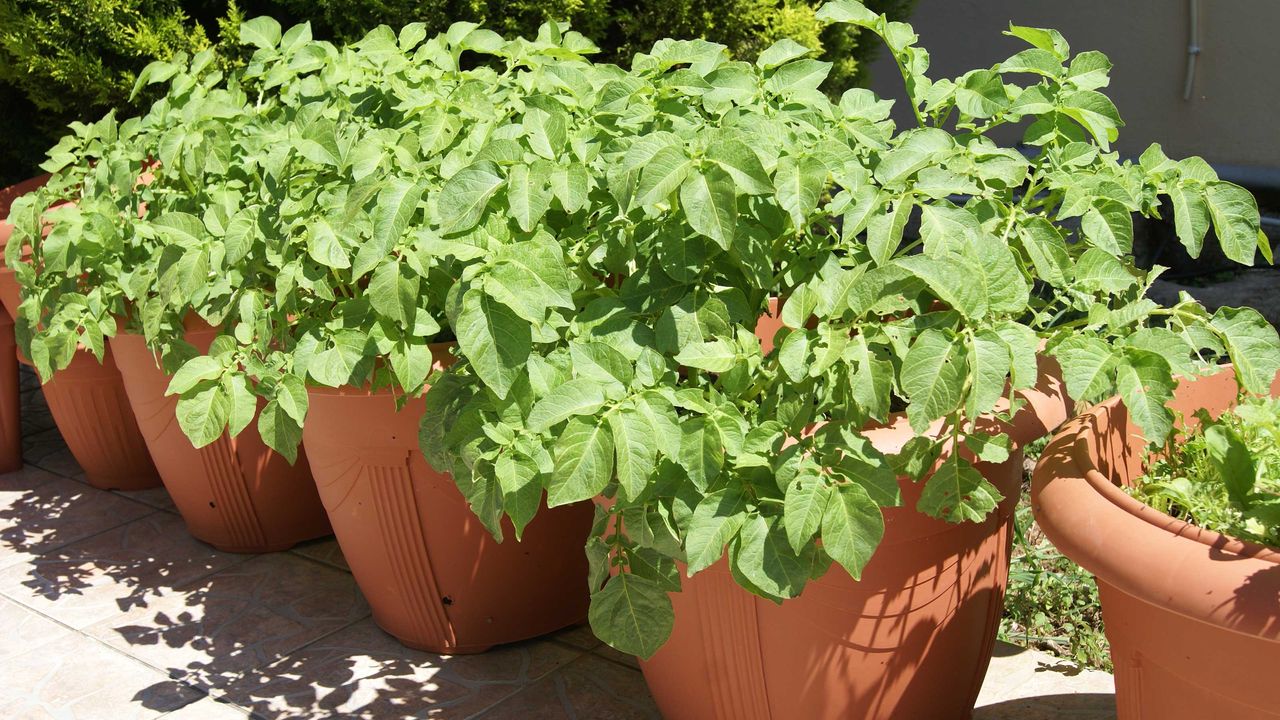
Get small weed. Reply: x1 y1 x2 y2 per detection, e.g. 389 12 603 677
999 439 1112 672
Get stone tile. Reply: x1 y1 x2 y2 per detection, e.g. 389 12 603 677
0 632 202 720
119 485 179 513
590 642 639 669
89 553 370 691
975 642 1115 719
549 623 600 651
0 594 76 662
476 654 659 720
222 617 582 719
289 537 348 572
0 466 154 570
159 697 252 719
0 512 248 629
22 428 82 479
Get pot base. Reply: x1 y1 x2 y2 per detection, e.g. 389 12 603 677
304 384 592 654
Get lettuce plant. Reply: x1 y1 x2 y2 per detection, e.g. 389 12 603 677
418 2 1280 657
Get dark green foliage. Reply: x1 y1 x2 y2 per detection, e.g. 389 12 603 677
0 0 214 182
0 0 914 183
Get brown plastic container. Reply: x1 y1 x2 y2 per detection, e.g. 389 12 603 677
0 308 22 473
303 343 593 653
1033 366 1280 720
639 356 1073 720
109 324 330 552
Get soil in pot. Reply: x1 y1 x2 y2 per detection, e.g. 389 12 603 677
303 345 593 653
1033 367 1280 720
109 322 330 552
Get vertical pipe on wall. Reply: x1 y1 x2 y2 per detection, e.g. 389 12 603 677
1182 0 1201 100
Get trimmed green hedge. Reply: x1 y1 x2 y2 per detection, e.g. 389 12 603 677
0 0 914 183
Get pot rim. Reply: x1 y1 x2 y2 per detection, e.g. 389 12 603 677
1032 364 1280 641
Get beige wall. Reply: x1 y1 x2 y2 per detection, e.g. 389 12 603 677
869 0 1280 172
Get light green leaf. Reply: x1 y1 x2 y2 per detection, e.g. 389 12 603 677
706 139 771 195
675 340 738 373
549 416 614 506
223 374 256 438
1210 306 1280 395
275 373 309 424
1206 182 1262 265
775 155 827 229
678 416 723 491
918 456 1003 522
732 514 813 599
611 408 658 502
496 452 541 538
455 289 530 399
167 356 223 395
257 399 301 464
901 329 968 432
1170 184 1210 259
438 162 504 234
686 487 748 573
1081 200 1133 255
589 572 673 660
783 471 831 554
1116 349 1175 442
307 219 350 269
636 146 691 206
1053 336 1117 401
821 482 884 580
240 17 282 50
528 378 607 433
757 38 812 69
967 330 1011 418
680 165 737 250
176 383 229 448
507 162 553 232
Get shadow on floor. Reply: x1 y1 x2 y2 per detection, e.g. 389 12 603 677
974 693 1117 720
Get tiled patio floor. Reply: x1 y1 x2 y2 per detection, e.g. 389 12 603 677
0 373 1116 719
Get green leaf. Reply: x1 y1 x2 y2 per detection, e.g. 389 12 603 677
1017 217 1072 287
821 482 884 580
706 139 772 195
527 378 607 433
611 408 658 502
1005 24 1070 60
1116 349 1175 443
967 330 1011 418
549 416 614 506
224 374 257 438
257 399 301 464
1204 424 1256 505
496 452 542 539
1170 184 1210 259
901 329 968 432
1210 307 1280 395
1074 247 1136 293
589 572 673 660
955 70 1009 118
994 321 1040 390
680 166 737 250
675 340 738 373
767 59 832 94
757 39 812 69
275 373 309 424
507 163 553 232
176 383 229 448
678 417 723 491
438 162 504 234
686 487 748 573
874 128 954 186
815 0 878 26
1081 200 1133 255
783 471 831 554
307 219 350 269
896 254 986 320
774 155 826 229
1053 336 1117 401
636 146 691 206
867 197 912 267
524 108 567 160
240 17 282 50
551 164 589 212
455 289 530 399
1060 90 1122 149
918 456 1003 523
1206 182 1262 265
369 261 419 326
732 514 813 599
167 356 223 395
1066 50 1112 90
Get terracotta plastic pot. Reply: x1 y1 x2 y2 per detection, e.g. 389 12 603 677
302 343 593 653
0 308 21 473
1032 366 1280 720
109 324 330 552
640 355 1073 720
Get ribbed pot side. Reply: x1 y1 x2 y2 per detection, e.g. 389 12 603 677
640 355 1072 720
108 325 331 552
1032 366 1280 720
302 345 593 654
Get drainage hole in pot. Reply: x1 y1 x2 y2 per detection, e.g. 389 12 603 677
209 501 216 509
441 596 453 606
